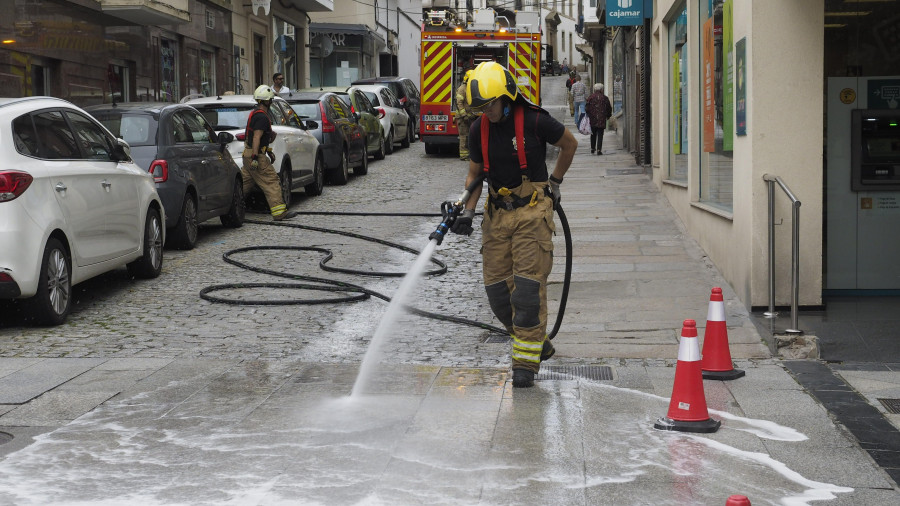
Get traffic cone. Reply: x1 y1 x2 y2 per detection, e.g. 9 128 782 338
654 319 721 433
701 287 745 380
725 495 751 506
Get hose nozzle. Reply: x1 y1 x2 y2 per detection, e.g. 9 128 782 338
428 200 463 245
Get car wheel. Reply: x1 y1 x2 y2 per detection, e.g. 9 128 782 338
220 177 246 228
374 135 386 160
127 207 164 279
401 122 411 148
27 237 71 326
384 129 394 155
354 143 368 176
331 148 350 185
305 154 325 196
168 194 199 250
280 162 292 207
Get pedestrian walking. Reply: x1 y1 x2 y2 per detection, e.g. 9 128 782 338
451 62 578 388
565 70 576 117
272 73 291 97
585 82 613 155
242 85 296 221
455 70 478 161
571 75 587 127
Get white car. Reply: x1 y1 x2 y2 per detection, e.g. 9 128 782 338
186 95 325 206
0 97 165 326
351 84 410 155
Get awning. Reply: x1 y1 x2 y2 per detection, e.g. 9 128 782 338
310 23 371 36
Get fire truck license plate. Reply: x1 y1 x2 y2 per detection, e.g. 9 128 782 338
424 115 448 122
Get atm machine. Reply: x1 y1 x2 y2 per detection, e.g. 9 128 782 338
826 77 900 291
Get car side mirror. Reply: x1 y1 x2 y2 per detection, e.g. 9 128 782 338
114 138 132 161
306 120 318 129
217 131 235 145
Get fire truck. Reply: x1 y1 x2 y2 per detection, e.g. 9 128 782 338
419 3 542 154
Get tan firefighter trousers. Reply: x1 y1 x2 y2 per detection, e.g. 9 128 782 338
481 178 555 373
242 148 287 218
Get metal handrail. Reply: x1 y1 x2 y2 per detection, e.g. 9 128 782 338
762 174 802 334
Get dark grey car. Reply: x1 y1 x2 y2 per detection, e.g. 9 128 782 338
85 103 244 250
351 76 420 143
284 91 368 185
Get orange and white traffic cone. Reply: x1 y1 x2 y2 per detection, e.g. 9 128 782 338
701 287 745 380
725 495 751 506
654 319 721 433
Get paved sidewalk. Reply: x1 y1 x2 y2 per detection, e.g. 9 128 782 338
0 82 897 504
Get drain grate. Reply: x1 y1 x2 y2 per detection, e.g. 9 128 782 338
0 432 12 446
877 398 900 414
607 168 645 176
483 335 511 344
537 365 614 381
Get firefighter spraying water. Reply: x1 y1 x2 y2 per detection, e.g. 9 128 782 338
435 61 578 388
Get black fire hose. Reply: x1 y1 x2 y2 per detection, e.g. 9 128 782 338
200 192 573 340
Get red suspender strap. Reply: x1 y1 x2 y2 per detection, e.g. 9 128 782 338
480 104 528 174
245 109 267 147
514 105 527 170
481 114 490 174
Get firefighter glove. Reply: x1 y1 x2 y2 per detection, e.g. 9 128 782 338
549 179 561 209
450 208 475 236
250 156 259 170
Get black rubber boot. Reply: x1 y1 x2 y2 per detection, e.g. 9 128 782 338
274 210 298 221
512 369 535 388
541 340 555 362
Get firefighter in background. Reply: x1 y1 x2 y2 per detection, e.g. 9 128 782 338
242 85 297 221
451 62 578 388
455 70 478 161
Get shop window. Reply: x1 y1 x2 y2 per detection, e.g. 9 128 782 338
667 3 688 182
274 18 297 91
160 39 179 103
200 50 214 97
699 0 734 210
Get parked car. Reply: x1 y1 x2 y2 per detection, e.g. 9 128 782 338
85 102 244 250
541 60 562 76
186 95 325 207
351 76 420 143
0 97 164 325
333 87 385 161
283 91 368 185
352 84 410 154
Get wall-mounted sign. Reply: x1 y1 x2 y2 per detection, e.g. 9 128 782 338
605 0 653 27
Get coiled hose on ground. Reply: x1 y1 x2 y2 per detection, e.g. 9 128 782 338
200 206 572 340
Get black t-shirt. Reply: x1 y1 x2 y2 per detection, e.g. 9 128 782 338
469 105 565 191
246 108 273 149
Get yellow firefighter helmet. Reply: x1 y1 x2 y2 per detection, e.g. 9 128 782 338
467 61 518 109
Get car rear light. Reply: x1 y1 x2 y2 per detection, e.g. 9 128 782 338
425 124 446 132
376 107 386 119
235 132 246 141
319 102 335 133
0 272 13 283
149 160 169 183
0 170 33 202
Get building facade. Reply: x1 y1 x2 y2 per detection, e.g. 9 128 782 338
0 0 332 105
597 0 900 312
